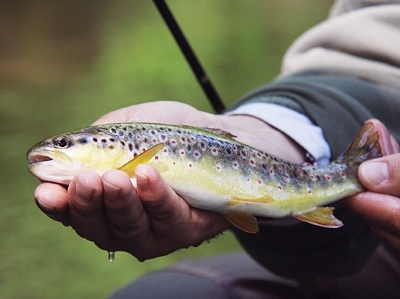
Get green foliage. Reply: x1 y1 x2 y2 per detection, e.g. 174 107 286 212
0 1 332 298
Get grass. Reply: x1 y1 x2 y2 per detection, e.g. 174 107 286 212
0 1 332 298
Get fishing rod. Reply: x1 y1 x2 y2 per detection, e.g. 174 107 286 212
152 0 226 114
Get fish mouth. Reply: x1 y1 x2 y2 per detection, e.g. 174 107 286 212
27 154 53 165
27 152 54 165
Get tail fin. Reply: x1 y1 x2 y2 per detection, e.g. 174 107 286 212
335 122 382 167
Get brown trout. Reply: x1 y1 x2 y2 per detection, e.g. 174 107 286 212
27 121 381 233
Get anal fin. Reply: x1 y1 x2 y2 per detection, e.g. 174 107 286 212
225 211 259 233
293 207 343 228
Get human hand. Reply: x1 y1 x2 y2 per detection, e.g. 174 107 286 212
33 101 304 260
346 119 400 252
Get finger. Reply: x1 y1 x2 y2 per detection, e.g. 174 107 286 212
358 154 400 197
346 192 400 247
134 164 182 220
67 171 110 242
390 135 400 154
102 170 150 241
135 164 230 245
34 183 70 225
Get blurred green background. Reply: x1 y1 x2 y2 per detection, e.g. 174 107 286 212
0 1 333 298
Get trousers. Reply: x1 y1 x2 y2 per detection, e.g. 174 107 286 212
108 244 400 299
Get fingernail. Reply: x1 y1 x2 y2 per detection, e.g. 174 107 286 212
135 169 149 192
75 177 94 202
103 181 121 201
360 161 389 185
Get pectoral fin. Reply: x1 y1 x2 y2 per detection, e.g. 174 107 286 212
118 143 164 177
293 207 343 228
225 211 259 233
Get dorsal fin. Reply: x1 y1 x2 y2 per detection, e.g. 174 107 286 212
200 127 237 139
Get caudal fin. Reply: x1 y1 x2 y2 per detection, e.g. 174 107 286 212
335 121 382 167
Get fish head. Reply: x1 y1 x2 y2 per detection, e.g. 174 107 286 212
27 127 129 184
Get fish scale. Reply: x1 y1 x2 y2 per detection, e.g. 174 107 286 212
27 121 382 233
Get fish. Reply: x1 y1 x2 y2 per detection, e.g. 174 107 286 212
27 121 381 233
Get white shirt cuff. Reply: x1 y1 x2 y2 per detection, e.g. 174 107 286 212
226 103 331 165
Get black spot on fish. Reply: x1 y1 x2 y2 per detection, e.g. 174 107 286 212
77 137 87 144
93 138 98 142
128 143 133 151
101 139 107 143
109 146 114 150
111 128 117 134
120 140 125 146
109 138 115 142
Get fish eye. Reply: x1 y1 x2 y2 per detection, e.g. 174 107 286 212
53 136 72 149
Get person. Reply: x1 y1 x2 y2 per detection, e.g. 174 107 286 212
33 0 400 298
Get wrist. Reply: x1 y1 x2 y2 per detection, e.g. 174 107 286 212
217 114 306 163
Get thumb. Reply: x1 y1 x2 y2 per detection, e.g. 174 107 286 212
358 154 400 197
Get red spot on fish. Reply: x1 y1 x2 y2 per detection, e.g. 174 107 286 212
211 147 218 155
163 148 168 153
180 150 185 156
308 189 312 194
340 172 346 177
277 185 282 190
249 159 255 166
258 179 262 185
298 170 303 175
188 163 193 168
232 162 239 169
310 175 315 179
269 169 274 174
154 155 159 160
216 164 222 171
325 175 332 181
152 138 157 144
